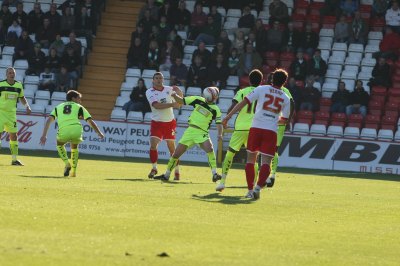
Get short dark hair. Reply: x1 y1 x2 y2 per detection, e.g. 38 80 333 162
66 90 82 101
272 69 288 87
249 69 263 86
153 72 164 79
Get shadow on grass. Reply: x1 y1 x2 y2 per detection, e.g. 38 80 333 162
192 193 254 205
19 175 66 179
105 178 203 185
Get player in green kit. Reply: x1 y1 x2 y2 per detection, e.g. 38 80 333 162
154 87 223 182
0 67 31 165
39 90 104 177
216 69 263 192
265 74 295 188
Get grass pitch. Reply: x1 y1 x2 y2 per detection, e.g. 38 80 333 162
1 151 400 266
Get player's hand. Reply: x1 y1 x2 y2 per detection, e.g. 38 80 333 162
26 106 31 115
39 136 47 146
98 132 105 139
222 117 229 129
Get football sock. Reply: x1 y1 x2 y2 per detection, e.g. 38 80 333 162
175 160 180 173
150 149 158 164
56 145 69 165
207 152 217 174
245 163 255 190
165 157 179 177
271 151 279 176
254 185 262 192
257 164 271 188
222 150 235 178
10 140 18 161
254 162 259 184
71 148 79 170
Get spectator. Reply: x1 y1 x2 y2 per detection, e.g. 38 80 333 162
237 43 262 76
28 2 43 35
0 19 6 45
266 20 283 52
286 77 301 109
123 78 151 114
139 0 159 21
26 43 46 76
209 5 222 28
75 6 93 50
45 48 62 73
300 23 319 57
127 37 146 69
49 33 65 58
65 31 82 57
7 19 22 45
13 30 33 62
173 0 191 32
146 39 161 70
330 81 351 113
372 0 389 18
12 2 28 30
321 0 342 17
290 50 308 81
238 6 255 35
307 49 327 85
376 27 400 61
158 15 172 43
227 48 240 75
0 4 13 29
148 25 163 47
211 41 229 63
189 2 207 40
253 19 267 53
158 1 174 25
167 29 183 54
233 30 246 55
187 55 208 88
56 65 72 92
39 67 57 93
340 0 359 17
216 30 232 52
349 11 368 45
131 23 148 48
159 39 182 71
208 54 229 89
139 9 157 35
346 80 369 117
60 7 75 37
385 1 400 34
170 57 188 86
44 3 61 30
334 15 350 43
192 41 212 66
193 15 220 46
299 77 321 111
268 0 289 26
370 57 392 88
282 21 300 53
36 18 55 49
61 46 81 82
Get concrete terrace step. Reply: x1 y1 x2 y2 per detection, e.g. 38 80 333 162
80 79 122 89
96 31 131 41
94 38 130 48
92 45 127 55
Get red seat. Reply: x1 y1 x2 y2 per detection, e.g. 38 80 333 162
371 86 387 96
385 109 399 117
319 97 332 112
296 110 313 125
331 112 347 127
263 51 279 60
239 75 249 87
386 100 400 111
280 52 295 61
360 4 372 13
370 95 386 104
388 88 400 97
310 2 324 10
265 59 279 68
279 60 292 70
294 8 308 16
291 13 306 22
295 0 309 9
309 9 320 16
314 111 330 126
370 18 386 31
380 115 397 131
295 80 305 88
364 114 381 130
293 20 305 31
322 16 336 28
368 100 384 116
347 114 363 128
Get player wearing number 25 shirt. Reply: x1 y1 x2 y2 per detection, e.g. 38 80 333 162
40 90 104 177
222 69 290 200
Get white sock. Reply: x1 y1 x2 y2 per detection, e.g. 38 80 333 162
254 185 261 192
175 165 179 173
211 168 217 175
165 170 171 177
152 163 157 169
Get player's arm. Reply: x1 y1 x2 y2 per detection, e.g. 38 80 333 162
222 99 248 128
152 101 180 109
19 96 31 115
172 85 183 97
39 115 55 145
227 99 238 114
87 118 105 139
171 92 184 104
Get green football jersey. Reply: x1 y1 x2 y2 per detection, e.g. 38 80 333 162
233 86 256 131
0 80 24 113
281 86 293 100
50 101 92 130
183 96 221 132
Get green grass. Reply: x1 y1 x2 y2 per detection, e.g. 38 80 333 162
1 150 400 265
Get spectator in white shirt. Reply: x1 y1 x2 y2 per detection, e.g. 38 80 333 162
385 1 400 34
39 67 56 93
7 19 22 45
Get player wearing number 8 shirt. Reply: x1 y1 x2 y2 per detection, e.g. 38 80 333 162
216 69 263 192
40 90 104 177
222 69 290 200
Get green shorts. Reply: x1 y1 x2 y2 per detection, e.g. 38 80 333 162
277 125 286 146
179 126 210 147
0 110 17 133
228 130 249 152
57 124 83 144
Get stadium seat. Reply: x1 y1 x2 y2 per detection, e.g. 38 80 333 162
368 31 383 40
110 109 126 121
332 42 348 52
227 76 239 87
348 43 364 53
120 91 130 98
394 130 400 141
177 112 190 125
24 75 40 85
364 114 380 129
347 114 363 128
45 104 57 114
186 86 202 96
143 112 152 123
30 104 46 114
365 44 379 53
330 112 347 127
327 125 344 137
127 111 143 122
226 8 241 17
115 96 127 108
293 123 310 135
344 126 360 139
310 124 326 136
314 111 330 126
380 115 397 131
319 98 332 112
125 68 141 78
296 110 313 125
318 41 332 50
377 129 394 141
325 69 341 79
141 69 156 79
319 28 334 37
218 98 232 113
360 128 377 139
342 79 355 91
341 66 359 80
51 91 66 102
121 81 134 92
219 90 234 99
324 78 339 87
328 51 346 65
35 90 50 101
24 89 35 100
322 91 334 98
13 60 29 70
361 57 376 67
322 83 337 93
368 100 383 116
344 53 362 66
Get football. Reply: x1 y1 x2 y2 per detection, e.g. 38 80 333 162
203 87 219 102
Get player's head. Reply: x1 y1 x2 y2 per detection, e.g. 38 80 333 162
152 72 164 87
6 67 16 80
271 69 288 87
249 69 263 87
66 90 82 103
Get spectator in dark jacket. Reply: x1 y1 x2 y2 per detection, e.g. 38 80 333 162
127 37 146 69
139 9 157 34
56 65 72 92
189 2 207 40
13 30 33 62
28 2 43 35
173 0 191 32
75 6 93 50
44 3 61 30
26 43 46 75
0 3 13 29
192 41 212 66
45 47 62 73
210 41 229 63
330 81 351 113
216 30 232 52
130 23 148 48
193 15 220 46
269 0 289 25
208 54 230 89
159 39 182 71
145 39 161 70
0 19 7 45
238 6 255 34
307 49 327 85
286 77 301 110
346 80 369 117
300 23 319 57
170 57 188 86
253 19 267 53
187 55 208 88
290 50 308 81
61 46 81 81
237 43 262 76
36 18 55 49
299 77 321 111
60 6 75 36
12 2 28 30
370 57 392 88
123 78 151 114
282 21 301 52
349 11 368 45
266 20 284 52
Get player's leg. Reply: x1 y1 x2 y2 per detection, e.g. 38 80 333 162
154 143 188 181
268 125 285 187
166 139 180 180
244 151 258 198
4 115 23 165
199 138 221 182
69 143 79 177
56 140 71 176
9 132 23 165
149 136 161 178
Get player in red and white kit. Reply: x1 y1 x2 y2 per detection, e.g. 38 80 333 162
222 69 290 200
146 72 183 180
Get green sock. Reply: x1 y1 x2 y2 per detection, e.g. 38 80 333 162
56 145 69 165
71 149 79 171
10 140 18 161
165 157 179 177
207 152 217 174
271 151 279 176
222 150 235 178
